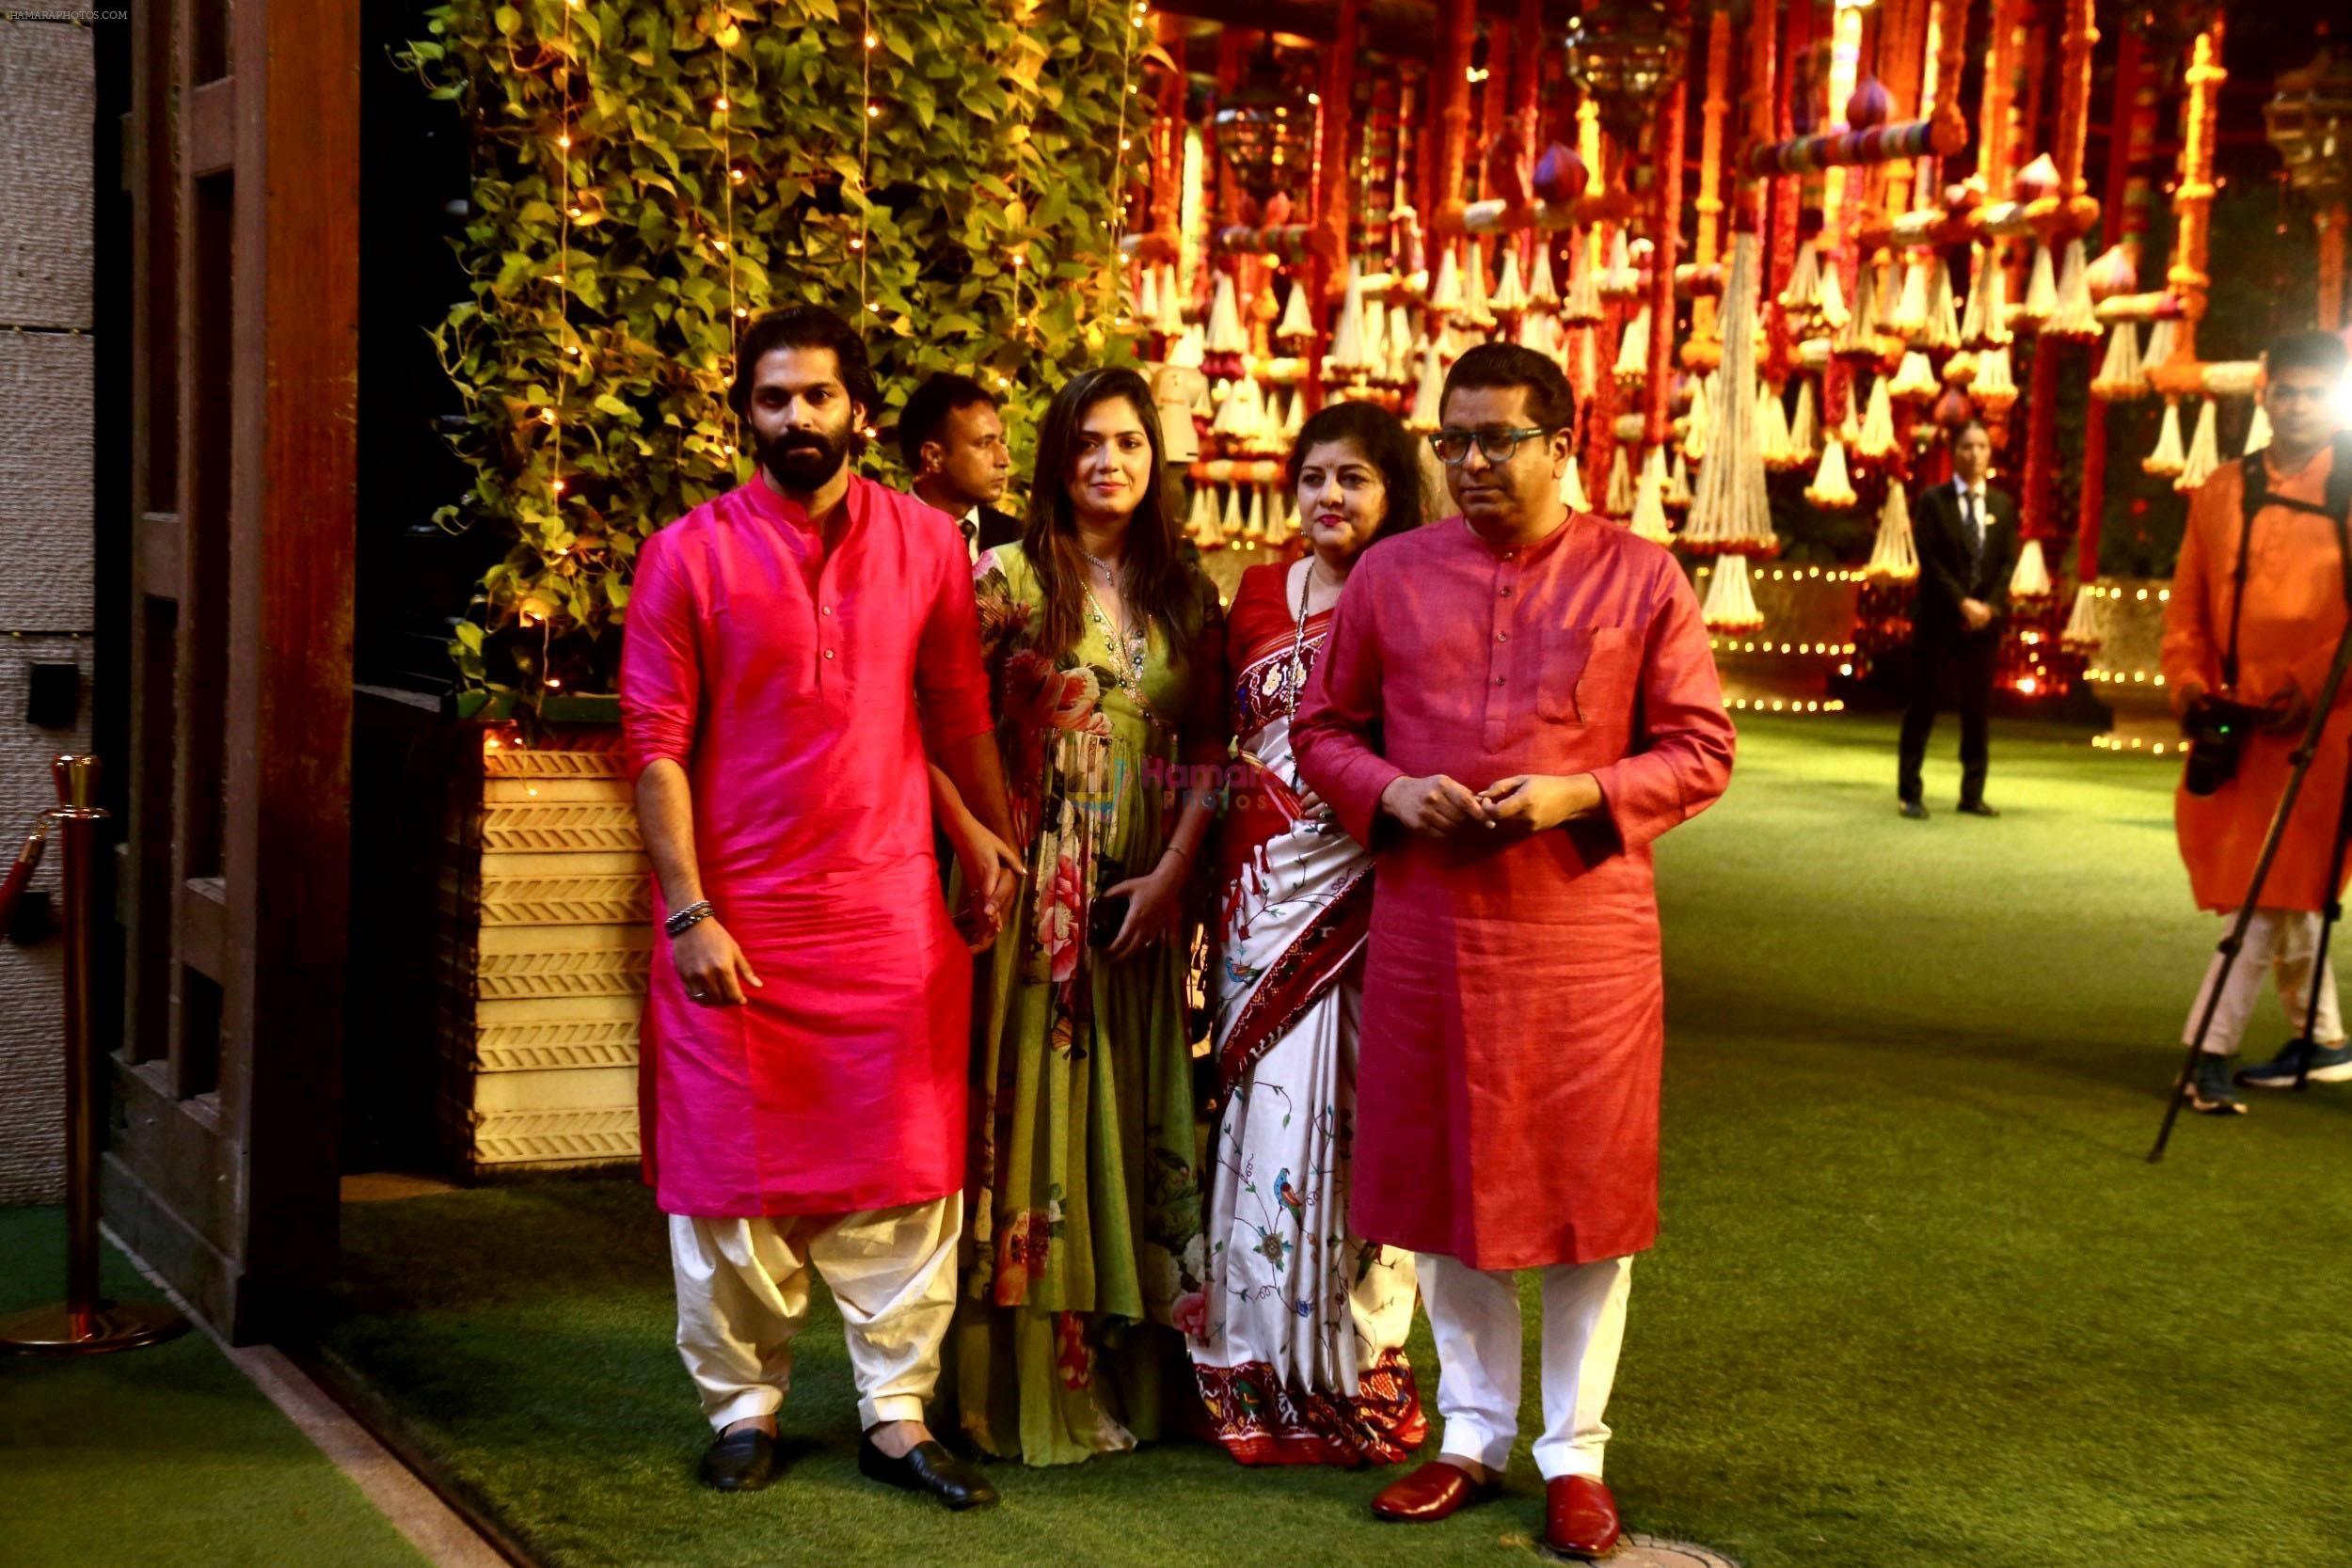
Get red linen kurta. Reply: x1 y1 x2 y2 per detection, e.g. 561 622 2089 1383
618 473 993 1217
2160 447 2351 914
1292 513 1735 1270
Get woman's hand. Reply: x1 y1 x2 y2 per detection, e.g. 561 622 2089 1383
953 819 1028 952
1103 853 1189 961
674 920 763 1006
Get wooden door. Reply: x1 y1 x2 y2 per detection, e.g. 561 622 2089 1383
107 0 358 1342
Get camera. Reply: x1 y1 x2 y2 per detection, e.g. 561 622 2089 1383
2181 693 2266 797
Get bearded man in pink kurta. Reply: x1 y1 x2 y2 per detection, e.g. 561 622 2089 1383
620 307 1018 1510
1294 344 1734 1561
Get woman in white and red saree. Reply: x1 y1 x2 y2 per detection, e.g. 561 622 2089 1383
1188 402 1432 1466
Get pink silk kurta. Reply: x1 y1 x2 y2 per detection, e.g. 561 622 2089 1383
1292 513 1736 1271
618 474 993 1217
2160 446 2352 914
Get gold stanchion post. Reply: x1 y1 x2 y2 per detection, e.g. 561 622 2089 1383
0 754 188 1355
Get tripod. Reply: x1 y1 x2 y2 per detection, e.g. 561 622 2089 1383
2150 617 2352 1161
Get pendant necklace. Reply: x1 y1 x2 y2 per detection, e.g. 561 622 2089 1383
1080 546 1149 690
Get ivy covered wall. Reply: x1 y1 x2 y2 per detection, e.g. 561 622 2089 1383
404 0 1153 703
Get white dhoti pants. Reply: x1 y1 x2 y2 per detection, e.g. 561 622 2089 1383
670 1195 961 1433
1417 1251 1633 1482
2186 908 2344 1055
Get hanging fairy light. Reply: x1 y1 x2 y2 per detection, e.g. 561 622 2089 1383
1103 1 1149 325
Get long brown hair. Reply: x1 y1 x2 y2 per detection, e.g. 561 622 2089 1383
1022 366 1202 662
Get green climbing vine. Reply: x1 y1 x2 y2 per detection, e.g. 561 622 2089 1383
401 0 1155 704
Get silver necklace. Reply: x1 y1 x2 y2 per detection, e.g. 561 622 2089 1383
1080 548 1147 682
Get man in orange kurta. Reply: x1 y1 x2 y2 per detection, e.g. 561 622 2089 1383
2159 330 2352 1114
1295 345 1735 1560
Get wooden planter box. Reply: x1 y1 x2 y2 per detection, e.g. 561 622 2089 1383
437 722 648 1173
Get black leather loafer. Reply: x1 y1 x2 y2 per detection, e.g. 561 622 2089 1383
857 1434 999 1511
697 1425 780 1493
1899 800 1930 820
1956 800 2000 817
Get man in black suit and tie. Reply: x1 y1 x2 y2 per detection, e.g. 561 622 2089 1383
900 372 1021 562
1899 419 2020 818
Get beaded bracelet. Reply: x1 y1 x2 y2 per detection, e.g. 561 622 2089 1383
665 899 716 939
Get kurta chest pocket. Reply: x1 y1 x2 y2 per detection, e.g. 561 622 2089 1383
1536 626 1637 723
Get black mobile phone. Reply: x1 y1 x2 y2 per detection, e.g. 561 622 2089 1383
1088 864 1129 947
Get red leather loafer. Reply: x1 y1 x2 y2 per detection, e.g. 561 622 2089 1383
1544 1475 1622 1559
1370 1459 1502 1522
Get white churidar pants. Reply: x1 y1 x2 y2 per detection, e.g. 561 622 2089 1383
1417 1251 1633 1481
670 1195 961 1433
2186 908 2344 1055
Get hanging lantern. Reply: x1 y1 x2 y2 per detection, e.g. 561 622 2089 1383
1209 48 1319 204
2265 47 2352 207
1565 2 1692 157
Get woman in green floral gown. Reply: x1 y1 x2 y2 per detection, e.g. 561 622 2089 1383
946 367 1226 1465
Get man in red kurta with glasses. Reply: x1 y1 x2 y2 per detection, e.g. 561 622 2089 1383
1294 343 1735 1560
621 306 1020 1509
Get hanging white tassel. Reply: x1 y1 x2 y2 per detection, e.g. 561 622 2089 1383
1855 375 1899 458
1600 229 1644 296
1517 311 1552 352
1206 273 1249 355
1685 232 1779 557
1406 345 1445 431
1279 382 1306 441
2019 243 2058 325
2009 537 2052 599
1184 482 1220 550
1682 375 1713 462
1604 445 1635 515
1243 484 1267 542
1973 344 2019 410
1563 242 1603 324
2090 323 2145 401
1780 241 1822 313
1889 351 1940 401
1700 553 1766 632
2046 238 2100 339
1428 245 1464 314
1363 297 1390 369
2060 582 2106 649
1262 486 1293 548
1218 483 1246 540
1630 450 1675 545
1834 261 1876 356
2142 399 2186 477
1614 306 1652 384
1925 259 1962 350
1816 262 1850 331
1491 246 1528 314
1788 378 1820 462
1561 454 1592 512
1757 380 1796 469
1388 303 1415 370
1136 266 1161 330
1461 241 1497 327
1872 258 1906 337
1867 478 1920 580
1890 258 1931 337
1325 266 1375 377
1666 451 1693 509
2142 315 2179 376
2243 401 2272 457
1528 243 1559 309
1154 265 1187 337
1963 249 2013 347
1804 436 1859 508
2176 397 2221 493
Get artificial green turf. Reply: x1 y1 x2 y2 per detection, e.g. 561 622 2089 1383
322 717 2352 1568
0 1208 430 1568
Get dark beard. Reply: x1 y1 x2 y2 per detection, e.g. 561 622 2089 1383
756 424 850 493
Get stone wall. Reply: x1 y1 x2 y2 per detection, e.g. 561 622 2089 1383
0 17 96 1206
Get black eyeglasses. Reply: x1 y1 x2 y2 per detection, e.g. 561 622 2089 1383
1429 427 1557 466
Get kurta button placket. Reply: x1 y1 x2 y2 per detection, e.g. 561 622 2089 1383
1485 550 1521 751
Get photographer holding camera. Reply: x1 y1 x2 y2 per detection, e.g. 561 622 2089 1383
2160 329 2352 1115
